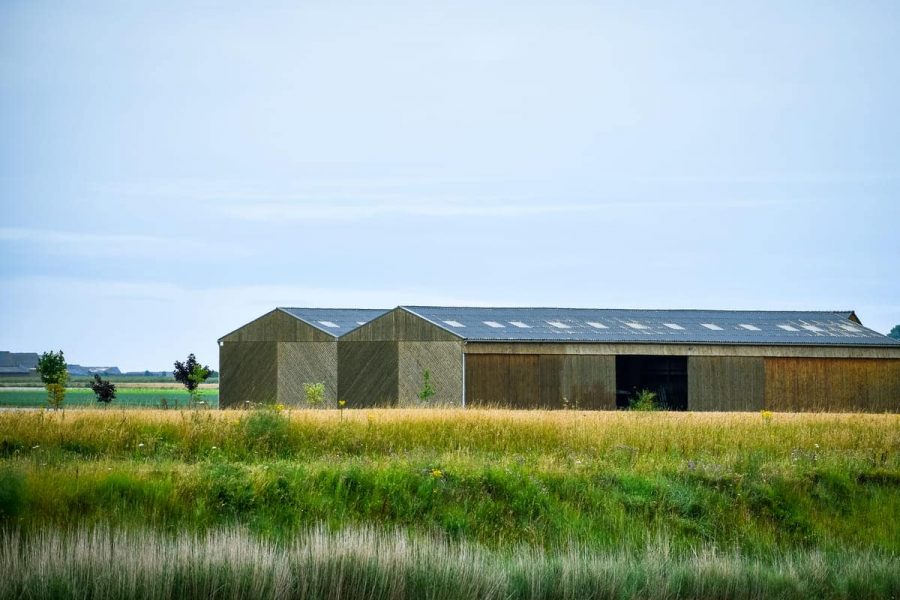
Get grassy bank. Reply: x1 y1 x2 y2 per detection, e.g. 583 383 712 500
0 409 897 597
1 526 896 600
1 410 897 552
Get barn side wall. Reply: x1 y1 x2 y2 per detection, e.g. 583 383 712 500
464 343 899 412
398 341 463 406
764 357 900 412
464 353 615 409
219 341 277 407
688 356 765 411
277 342 338 407
338 341 399 407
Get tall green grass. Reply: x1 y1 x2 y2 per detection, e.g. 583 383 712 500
0 526 896 600
1 408 896 462
1 409 897 553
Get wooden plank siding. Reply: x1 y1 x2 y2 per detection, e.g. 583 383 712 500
341 309 461 342
398 341 464 406
465 353 615 409
219 310 339 408
277 342 338 407
220 310 334 343
337 341 399 407
219 341 277 407
764 357 900 412
561 354 617 409
688 356 765 411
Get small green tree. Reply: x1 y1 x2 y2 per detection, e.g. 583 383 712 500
187 364 210 406
417 370 436 404
36 350 68 410
90 374 117 404
174 354 210 406
889 325 900 340
304 382 325 407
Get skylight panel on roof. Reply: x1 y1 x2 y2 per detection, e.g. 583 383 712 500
625 322 648 330
586 321 608 329
701 323 723 331
663 323 684 330
318 321 340 328
483 321 505 328
739 324 760 331
839 324 862 332
443 320 465 328
547 321 570 329
801 325 824 333
778 325 799 332
509 321 531 328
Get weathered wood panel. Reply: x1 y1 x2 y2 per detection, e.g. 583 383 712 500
337 341 399 407
219 342 277 407
765 357 900 412
277 342 338 407
538 355 562 407
561 355 616 409
509 355 540 407
465 354 510 407
221 310 332 343
465 342 900 360
465 353 615 409
341 309 462 342
687 356 765 411
398 341 463 406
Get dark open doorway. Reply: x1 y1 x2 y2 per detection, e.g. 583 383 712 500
615 355 688 410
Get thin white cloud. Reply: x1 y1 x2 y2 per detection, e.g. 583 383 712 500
0 227 254 258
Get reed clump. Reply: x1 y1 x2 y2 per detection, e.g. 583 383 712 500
1 526 896 600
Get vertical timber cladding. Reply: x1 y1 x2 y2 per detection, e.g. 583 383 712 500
219 341 277 407
465 353 616 409
764 357 900 412
219 309 337 408
687 357 765 411
339 309 463 407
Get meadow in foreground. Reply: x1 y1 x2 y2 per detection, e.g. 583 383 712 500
0 409 897 598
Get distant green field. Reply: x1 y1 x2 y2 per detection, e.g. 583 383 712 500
0 375 219 387
0 387 219 408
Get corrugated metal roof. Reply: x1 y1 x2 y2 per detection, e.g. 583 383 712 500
400 307 900 347
278 308 389 337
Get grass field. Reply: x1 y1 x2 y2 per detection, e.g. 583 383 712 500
0 386 219 408
0 409 897 598
0 375 219 387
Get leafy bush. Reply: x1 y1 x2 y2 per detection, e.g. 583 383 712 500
629 389 658 411
90 374 117 404
304 382 325 407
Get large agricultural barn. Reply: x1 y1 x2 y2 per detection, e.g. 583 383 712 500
220 306 900 411
218 308 387 407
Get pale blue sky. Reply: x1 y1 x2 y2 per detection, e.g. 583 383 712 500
1 1 898 370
